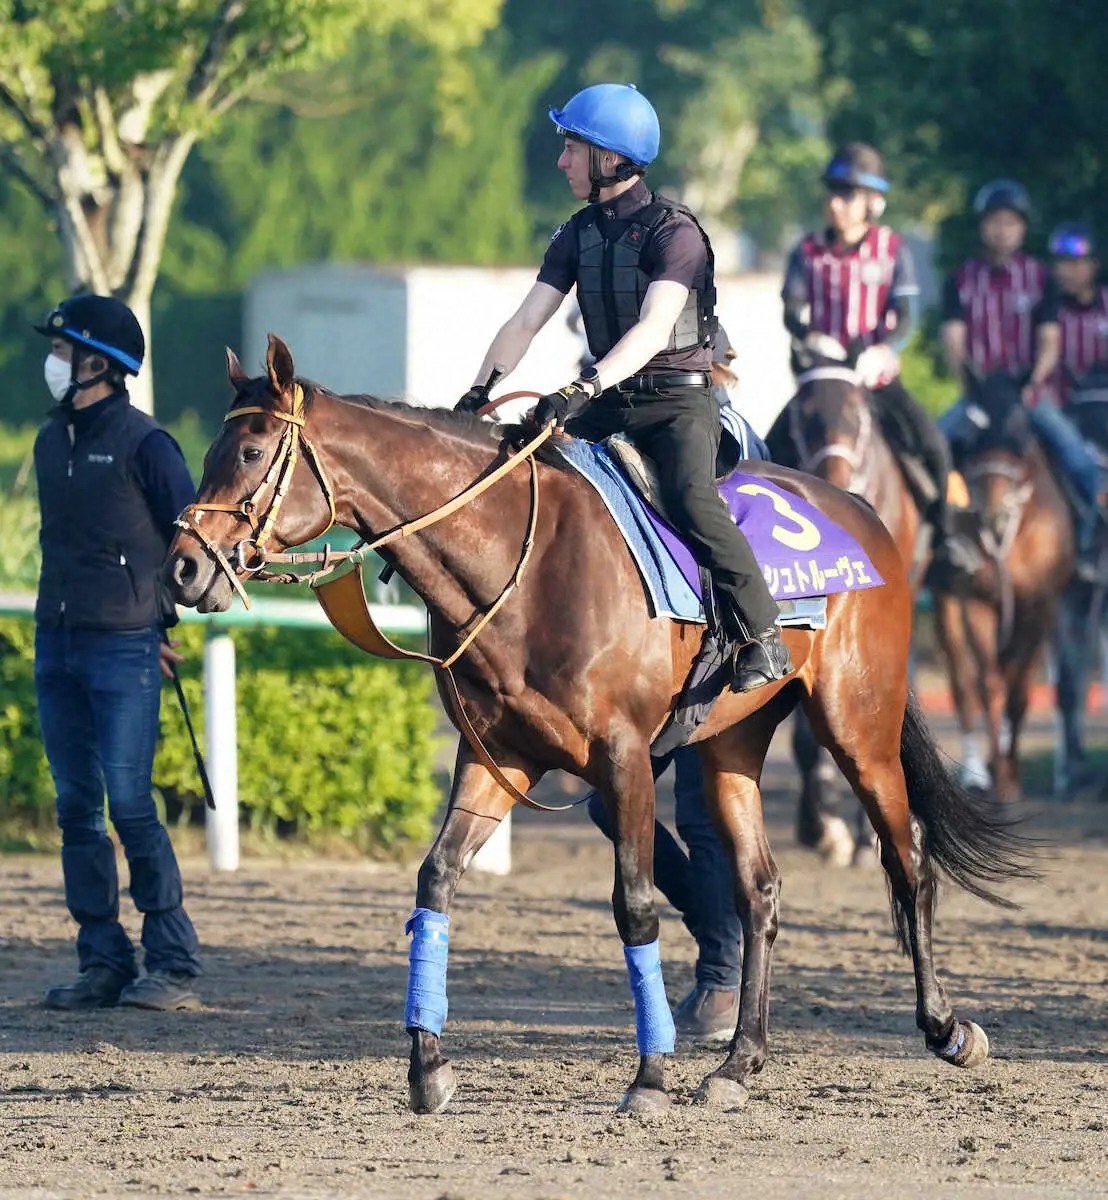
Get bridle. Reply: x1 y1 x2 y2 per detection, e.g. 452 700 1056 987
790 365 875 497
174 383 553 667
175 383 338 609
173 381 575 812
963 454 1034 649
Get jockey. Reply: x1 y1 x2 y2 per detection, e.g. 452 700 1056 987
939 184 1100 569
1049 222 1108 405
780 142 971 577
457 84 790 692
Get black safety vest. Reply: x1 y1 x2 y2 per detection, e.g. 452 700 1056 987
574 193 718 361
34 395 173 629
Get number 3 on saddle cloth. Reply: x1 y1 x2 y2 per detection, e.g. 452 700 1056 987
554 435 884 755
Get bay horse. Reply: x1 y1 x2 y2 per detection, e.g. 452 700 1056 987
935 371 1075 801
767 344 929 865
166 335 1022 1116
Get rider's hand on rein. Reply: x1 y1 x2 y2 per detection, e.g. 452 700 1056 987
533 382 591 429
455 383 490 413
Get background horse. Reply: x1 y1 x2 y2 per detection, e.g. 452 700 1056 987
1054 367 1108 799
936 371 1075 801
167 335 1022 1116
766 344 928 865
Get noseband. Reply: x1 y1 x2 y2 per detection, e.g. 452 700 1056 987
175 383 338 608
790 367 874 497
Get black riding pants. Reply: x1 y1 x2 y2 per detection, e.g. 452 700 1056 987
869 377 953 531
567 385 780 633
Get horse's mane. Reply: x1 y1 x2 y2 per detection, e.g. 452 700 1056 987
229 375 570 469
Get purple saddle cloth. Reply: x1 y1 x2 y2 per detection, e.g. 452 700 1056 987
644 470 883 602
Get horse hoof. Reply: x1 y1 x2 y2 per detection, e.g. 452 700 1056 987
693 1075 750 1110
817 816 855 868
932 1020 990 1069
617 1086 670 1115
409 1062 457 1114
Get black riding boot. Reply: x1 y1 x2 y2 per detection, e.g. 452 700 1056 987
732 626 794 693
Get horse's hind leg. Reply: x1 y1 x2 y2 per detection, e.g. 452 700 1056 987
406 744 532 1115
694 701 788 1108
803 687 988 1068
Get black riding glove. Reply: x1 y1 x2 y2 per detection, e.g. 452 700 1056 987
534 383 591 429
455 384 490 414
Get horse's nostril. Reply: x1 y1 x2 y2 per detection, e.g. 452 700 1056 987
173 554 198 585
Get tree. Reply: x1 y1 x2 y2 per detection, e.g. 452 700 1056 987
504 0 829 254
0 0 504 411
163 31 558 292
804 0 1108 260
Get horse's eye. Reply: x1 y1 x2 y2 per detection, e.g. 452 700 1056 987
241 446 264 464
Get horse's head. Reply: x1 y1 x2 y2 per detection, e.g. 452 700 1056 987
789 339 871 493
165 334 337 612
958 369 1034 548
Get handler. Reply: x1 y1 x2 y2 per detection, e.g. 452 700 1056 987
32 295 202 1011
457 83 790 692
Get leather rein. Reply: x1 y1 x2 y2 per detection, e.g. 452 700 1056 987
174 384 575 812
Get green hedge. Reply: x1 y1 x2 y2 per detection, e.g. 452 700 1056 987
0 618 445 850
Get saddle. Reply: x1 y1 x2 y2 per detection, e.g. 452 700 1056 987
603 433 718 522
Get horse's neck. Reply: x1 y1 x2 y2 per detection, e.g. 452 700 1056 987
320 396 527 627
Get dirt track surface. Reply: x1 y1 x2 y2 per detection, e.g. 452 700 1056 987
1 722 1107 1200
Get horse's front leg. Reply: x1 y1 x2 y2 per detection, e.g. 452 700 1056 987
599 741 676 1114
1053 585 1091 798
934 593 990 791
407 745 532 1115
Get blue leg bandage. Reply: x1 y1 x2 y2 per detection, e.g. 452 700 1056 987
624 939 675 1055
405 907 450 1035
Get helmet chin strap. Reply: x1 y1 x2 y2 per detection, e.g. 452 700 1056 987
587 145 640 203
61 347 115 409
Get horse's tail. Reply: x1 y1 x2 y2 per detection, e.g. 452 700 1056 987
898 689 1031 914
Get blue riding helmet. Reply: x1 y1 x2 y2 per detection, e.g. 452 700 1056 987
822 143 889 194
34 294 145 375
1049 222 1096 259
549 83 660 167
973 179 1031 222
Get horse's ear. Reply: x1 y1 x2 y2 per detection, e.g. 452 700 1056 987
226 347 249 388
265 333 296 396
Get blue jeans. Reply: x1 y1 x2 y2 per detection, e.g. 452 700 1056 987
941 397 1100 547
34 625 201 977
586 746 740 990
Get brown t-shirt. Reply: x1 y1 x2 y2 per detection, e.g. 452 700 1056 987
538 180 712 372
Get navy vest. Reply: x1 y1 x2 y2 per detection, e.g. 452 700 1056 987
34 395 172 629
574 193 718 362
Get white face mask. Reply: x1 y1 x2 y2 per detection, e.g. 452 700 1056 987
44 353 73 403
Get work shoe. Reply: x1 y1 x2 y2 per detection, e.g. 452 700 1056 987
118 970 201 1012
672 985 739 1043
43 965 131 1011
733 628 793 693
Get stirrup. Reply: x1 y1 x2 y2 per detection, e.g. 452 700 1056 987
732 629 793 694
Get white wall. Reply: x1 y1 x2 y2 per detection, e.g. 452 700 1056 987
244 264 794 435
